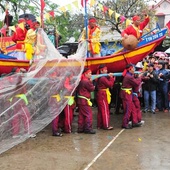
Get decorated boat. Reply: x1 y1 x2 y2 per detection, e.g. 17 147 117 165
0 27 167 75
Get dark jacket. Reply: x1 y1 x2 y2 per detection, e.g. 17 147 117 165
142 70 159 91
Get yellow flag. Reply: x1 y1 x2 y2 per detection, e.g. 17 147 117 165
126 19 132 27
9 26 16 32
67 4 72 11
18 23 25 31
45 13 50 21
98 3 103 11
90 0 96 7
59 6 66 12
108 9 114 18
115 12 120 22
72 0 79 9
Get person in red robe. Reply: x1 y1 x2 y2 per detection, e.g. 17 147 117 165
77 68 96 134
120 64 143 129
61 73 76 133
96 64 115 130
121 14 150 40
11 18 27 60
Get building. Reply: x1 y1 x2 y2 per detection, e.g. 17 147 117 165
152 0 170 28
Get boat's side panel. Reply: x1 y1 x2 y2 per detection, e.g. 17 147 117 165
86 36 165 73
0 60 30 74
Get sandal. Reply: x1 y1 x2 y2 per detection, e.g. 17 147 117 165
104 126 113 130
52 132 63 137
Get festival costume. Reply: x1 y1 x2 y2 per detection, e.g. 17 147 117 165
96 76 114 129
77 74 95 133
12 23 27 60
120 72 141 128
80 25 101 57
24 28 36 60
62 76 76 133
11 73 32 137
132 84 142 122
121 16 149 39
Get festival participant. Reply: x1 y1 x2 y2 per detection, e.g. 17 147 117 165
11 68 36 138
120 64 143 129
11 18 27 60
121 14 150 40
24 21 40 61
79 17 101 58
77 68 96 134
62 73 76 133
96 64 115 130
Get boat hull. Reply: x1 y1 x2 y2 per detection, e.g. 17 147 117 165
86 33 166 73
0 28 167 75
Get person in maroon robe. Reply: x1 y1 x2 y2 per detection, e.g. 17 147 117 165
120 64 143 129
96 64 115 130
77 68 96 134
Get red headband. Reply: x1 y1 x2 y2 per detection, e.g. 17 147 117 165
18 18 26 24
89 18 97 23
99 66 107 71
132 16 141 22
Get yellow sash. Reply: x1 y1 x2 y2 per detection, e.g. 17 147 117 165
52 94 61 102
121 87 132 95
15 94 28 105
102 88 111 104
78 95 92 106
64 96 75 106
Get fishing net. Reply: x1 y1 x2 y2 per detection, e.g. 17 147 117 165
0 28 87 154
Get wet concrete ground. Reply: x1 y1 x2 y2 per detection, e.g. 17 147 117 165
0 108 170 170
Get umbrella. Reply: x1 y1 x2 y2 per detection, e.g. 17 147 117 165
165 47 170 54
19 14 36 22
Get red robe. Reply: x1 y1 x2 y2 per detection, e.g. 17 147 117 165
12 26 27 51
96 76 114 129
77 78 95 132
121 16 149 39
120 72 141 127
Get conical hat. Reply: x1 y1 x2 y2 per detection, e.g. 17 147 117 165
122 35 138 50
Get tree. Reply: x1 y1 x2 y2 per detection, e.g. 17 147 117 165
92 0 156 34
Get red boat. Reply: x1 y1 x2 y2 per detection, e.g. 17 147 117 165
0 28 167 75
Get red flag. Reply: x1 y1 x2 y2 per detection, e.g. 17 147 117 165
81 0 89 7
40 0 45 11
166 21 170 30
0 27 7 37
49 11 55 18
40 0 46 28
103 6 109 13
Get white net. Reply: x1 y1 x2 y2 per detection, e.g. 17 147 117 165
0 28 87 154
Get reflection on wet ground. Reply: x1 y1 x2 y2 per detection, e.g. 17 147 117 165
0 108 170 170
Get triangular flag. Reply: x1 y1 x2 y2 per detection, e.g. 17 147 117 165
18 23 25 31
59 6 66 12
49 11 55 18
108 9 114 18
9 26 16 32
103 6 109 13
36 17 41 24
126 19 131 27
115 12 120 22
120 16 126 23
72 0 79 9
166 20 170 30
98 3 103 10
67 4 72 11
45 13 50 21
90 0 96 7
